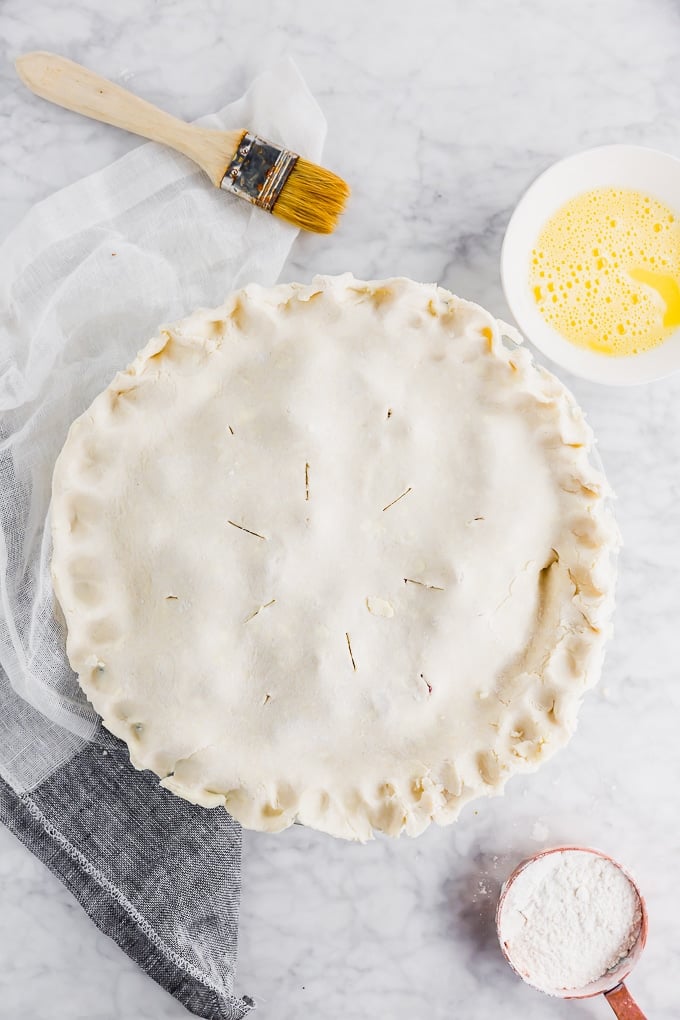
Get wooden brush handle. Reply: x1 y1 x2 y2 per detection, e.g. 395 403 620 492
604 983 648 1020
15 51 241 185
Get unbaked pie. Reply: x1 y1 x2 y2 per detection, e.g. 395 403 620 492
51 275 618 840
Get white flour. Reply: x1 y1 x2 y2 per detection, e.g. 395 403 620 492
499 849 642 994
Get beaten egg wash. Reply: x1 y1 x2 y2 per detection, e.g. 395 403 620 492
530 187 680 356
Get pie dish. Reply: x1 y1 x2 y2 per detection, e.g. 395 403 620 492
51 275 618 840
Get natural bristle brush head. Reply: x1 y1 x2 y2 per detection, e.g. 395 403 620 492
220 132 350 234
271 159 351 235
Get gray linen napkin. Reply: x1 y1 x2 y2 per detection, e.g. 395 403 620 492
0 716 251 1019
0 57 326 1016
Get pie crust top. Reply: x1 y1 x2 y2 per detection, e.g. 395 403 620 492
51 275 618 840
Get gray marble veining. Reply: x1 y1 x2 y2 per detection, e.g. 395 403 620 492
1 0 679 1016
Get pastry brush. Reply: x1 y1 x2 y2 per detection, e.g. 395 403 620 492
15 51 350 235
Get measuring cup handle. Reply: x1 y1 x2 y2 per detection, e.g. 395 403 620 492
604 982 647 1019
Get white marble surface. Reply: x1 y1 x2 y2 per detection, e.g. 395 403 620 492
1 1 679 1017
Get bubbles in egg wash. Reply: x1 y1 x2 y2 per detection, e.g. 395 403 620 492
529 187 680 356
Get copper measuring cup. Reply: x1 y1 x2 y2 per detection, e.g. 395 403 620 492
496 846 648 1018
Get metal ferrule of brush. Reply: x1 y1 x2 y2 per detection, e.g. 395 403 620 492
220 132 298 212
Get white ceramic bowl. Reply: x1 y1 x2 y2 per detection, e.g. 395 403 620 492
501 144 680 385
